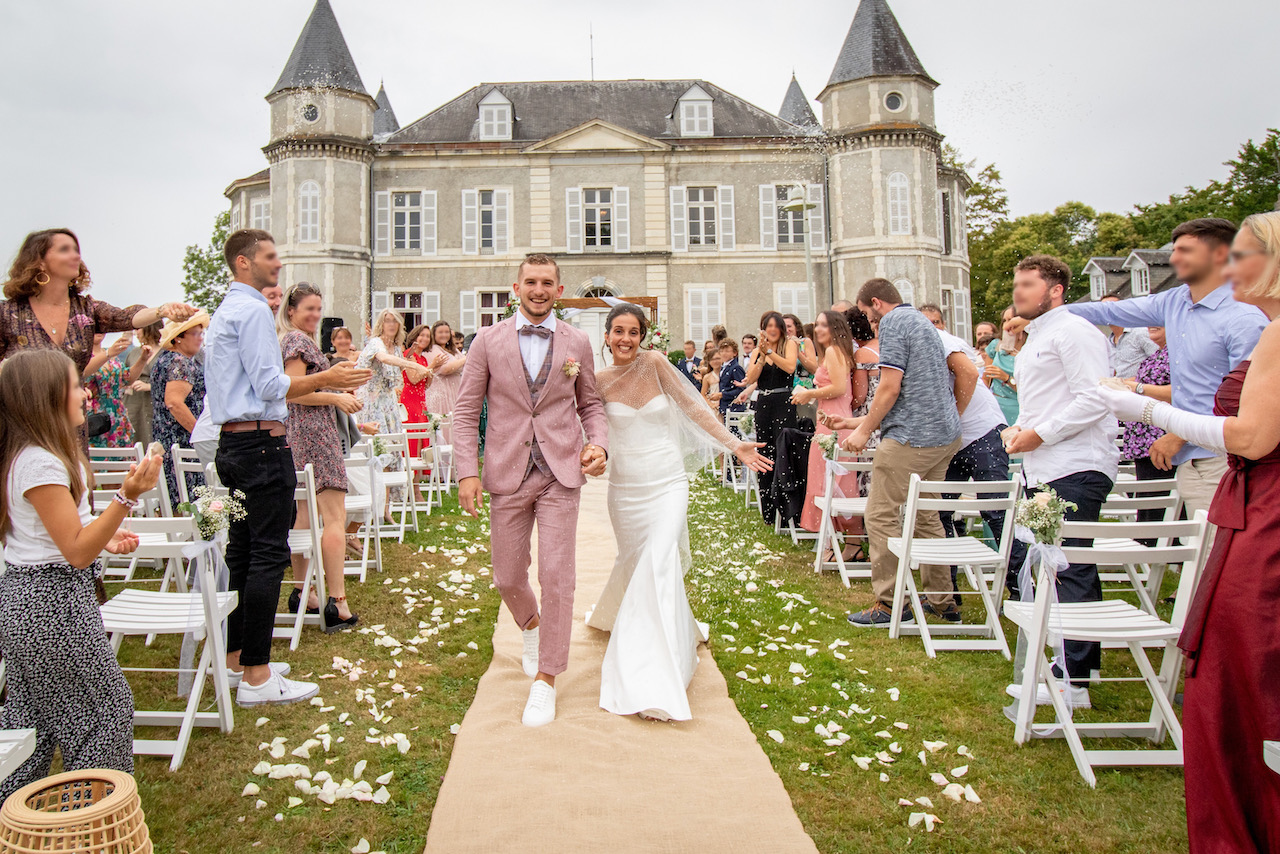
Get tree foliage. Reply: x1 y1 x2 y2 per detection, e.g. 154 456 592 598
180 210 231 315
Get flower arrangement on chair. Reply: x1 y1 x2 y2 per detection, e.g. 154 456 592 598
1014 487 1078 547
176 486 247 540
815 433 839 460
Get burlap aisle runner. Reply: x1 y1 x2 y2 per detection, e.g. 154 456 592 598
423 476 819 854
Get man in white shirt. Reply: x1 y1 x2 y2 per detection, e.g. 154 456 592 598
934 324 1011 617
1003 255 1119 710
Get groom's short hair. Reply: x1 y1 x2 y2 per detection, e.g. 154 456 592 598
517 253 560 282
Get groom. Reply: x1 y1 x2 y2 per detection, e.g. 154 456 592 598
454 253 609 727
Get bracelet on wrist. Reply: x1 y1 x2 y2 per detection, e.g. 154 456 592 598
1140 400 1157 426
1135 383 1145 396
113 490 140 510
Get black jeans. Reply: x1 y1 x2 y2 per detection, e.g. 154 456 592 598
939 427 1011 604
216 431 297 667
1007 470 1112 685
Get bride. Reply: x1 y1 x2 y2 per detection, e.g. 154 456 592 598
587 304 772 721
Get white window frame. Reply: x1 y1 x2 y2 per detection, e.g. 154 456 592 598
463 189 509 255
230 200 241 232
775 186 805 246
685 286 723 344
392 191 423 252
390 290 439 332
250 196 271 232
938 190 953 254
687 186 718 248
478 90 512 141
893 278 915 305
583 187 614 249
1090 270 1107 301
775 284 811 321
298 180 320 243
680 100 713 137
476 289 511 329
1132 264 1151 296
952 286 972 344
940 287 954 332
887 172 911 236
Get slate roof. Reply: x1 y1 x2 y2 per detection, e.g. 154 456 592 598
387 80 800 145
779 76 819 129
270 0 367 97
826 0 935 89
373 83 400 135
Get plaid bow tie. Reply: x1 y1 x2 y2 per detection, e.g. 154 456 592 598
519 325 553 339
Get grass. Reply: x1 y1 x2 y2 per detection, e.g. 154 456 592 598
110 475 1187 853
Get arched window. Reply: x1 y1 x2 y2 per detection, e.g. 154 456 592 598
893 279 915 305
887 172 911 235
298 181 320 243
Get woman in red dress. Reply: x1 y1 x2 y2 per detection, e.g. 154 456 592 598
1099 210 1280 854
400 324 434 456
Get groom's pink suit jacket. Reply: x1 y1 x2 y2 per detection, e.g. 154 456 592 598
453 316 609 494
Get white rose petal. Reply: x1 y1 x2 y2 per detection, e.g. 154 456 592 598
922 740 948 754
958 745 975 758
898 798 913 807
255 799 267 809
964 784 982 804
372 786 391 805
252 761 272 775
930 772 950 786
255 717 270 728
917 751 927 766
791 716 810 724
951 765 969 778
241 783 260 797
942 783 965 802
879 773 890 782
353 759 367 780
766 730 784 744
915 796 934 808
852 756 872 771
351 840 371 854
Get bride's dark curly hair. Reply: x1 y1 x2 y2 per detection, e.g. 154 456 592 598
605 304 648 338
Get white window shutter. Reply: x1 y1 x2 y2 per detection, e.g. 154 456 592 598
461 189 479 255
565 188 583 254
613 186 630 253
937 190 946 248
707 288 722 329
424 292 441 324
806 184 826 251
759 185 777 251
688 288 704 341
460 291 477 334
670 186 687 253
796 287 810 321
777 287 794 317
421 191 437 255
370 289 389 325
717 185 735 251
493 189 510 254
374 191 391 256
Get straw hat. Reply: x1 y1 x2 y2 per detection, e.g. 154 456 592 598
159 311 210 350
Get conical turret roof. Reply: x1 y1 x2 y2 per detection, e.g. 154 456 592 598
270 0 367 96
826 0 934 89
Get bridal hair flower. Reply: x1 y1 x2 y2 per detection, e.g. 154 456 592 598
563 358 580 378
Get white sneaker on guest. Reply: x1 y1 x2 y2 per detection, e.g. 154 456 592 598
227 662 291 687
1005 681 1091 709
521 626 540 678
236 672 319 707
522 680 556 727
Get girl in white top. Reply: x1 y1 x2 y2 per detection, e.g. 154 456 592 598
0 349 161 799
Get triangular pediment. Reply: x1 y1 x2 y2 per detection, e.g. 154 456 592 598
524 119 670 152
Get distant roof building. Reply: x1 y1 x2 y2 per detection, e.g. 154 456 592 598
1083 248 1179 301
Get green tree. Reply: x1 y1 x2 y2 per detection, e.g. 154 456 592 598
965 163 1011 239
180 210 231 315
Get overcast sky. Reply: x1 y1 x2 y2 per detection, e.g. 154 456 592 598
2 0 1276 308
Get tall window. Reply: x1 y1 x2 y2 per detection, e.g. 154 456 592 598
1090 271 1107 301
687 187 718 247
230 201 241 231
887 172 911 236
251 197 271 232
584 188 613 249
393 192 422 251
893 279 915 305
298 181 320 243
478 290 509 328
939 191 954 254
1132 265 1151 296
393 292 423 330
776 285 810 320
681 100 713 137
776 186 805 245
479 190 496 253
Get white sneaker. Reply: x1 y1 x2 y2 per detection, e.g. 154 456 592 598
521 626 540 678
236 672 319 708
227 662 291 687
1005 681 1091 709
522 680 556 727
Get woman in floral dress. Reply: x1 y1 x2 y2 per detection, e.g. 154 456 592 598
150 315 208 505
1119 328 1171 530
845 307 880 498
85 333 136 448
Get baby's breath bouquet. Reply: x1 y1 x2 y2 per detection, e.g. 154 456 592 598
177 486 248 540
1014 487 1077 545
815 432 839 460
424 412 445 433
738 413 754 437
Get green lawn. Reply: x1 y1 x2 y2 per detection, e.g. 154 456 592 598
112 476 1187 853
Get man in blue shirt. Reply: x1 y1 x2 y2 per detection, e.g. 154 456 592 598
207 229 370 707
1066 218 1267 516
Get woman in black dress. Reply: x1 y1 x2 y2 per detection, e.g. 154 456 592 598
743 312 798 524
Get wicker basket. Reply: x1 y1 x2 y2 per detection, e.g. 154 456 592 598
0 770 151 853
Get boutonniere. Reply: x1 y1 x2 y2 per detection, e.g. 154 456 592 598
563 358 580 378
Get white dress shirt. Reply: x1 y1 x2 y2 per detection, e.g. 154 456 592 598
1014 306 1120 486
937 329 1008 445
514 311 556 380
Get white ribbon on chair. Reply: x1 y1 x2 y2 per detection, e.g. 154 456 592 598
178 531 230 697
1011 525 1071 712
824 458 858 519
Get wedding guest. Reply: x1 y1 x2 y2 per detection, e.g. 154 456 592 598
985 305 1022 425
0 349 161 800
1097 210 1280 853
702 340 716 362
124 321 162 447
452 330 466 352
421 320 466 423
151 313 210 503
328 326 359 366
739 333 757 370
400 324 434 455
85 332 136 449
1119 327 1172 530
700 351 724 405
277 283 360 631
712 340 746 419
743 311 798 524
1064 218 1267 517
677 340 702 387
785 313 817 392
834 279 960 627
358 309 429 517
845 306 881 499
974 321 999 351
711 324 728 349
262 284 284 314
795 311 857 549
921 303 983 370
1096 295 1159 378
1003 255 1118 710
205 228 369 706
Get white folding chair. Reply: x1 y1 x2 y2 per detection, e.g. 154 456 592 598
1003 511 1211 787
403 421 438 511
171 444 206 506
343 451 381 581
1096 478 1182 614
99 517 238 771
433 415 454 493
378 432 419 538
89 444 143 473
887 474 1022 659
274 465 325 650
811 450 874 585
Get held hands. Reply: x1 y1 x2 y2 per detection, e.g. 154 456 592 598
581 444 607 477
458 476 484 518
160 302 199 322
326 363 373 391
121 454 163 501
1096 379 1148 422
734 442 773 473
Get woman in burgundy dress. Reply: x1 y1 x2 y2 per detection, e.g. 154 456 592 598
1099 210 1280 853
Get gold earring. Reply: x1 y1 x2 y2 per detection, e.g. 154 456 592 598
34 271 50 286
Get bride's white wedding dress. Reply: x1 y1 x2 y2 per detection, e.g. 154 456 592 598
587 350 745 721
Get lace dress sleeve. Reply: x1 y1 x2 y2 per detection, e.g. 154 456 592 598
650 352 743 454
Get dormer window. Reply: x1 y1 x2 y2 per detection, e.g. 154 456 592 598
1090 270 1107 301
1132 263 1151 296
478 90 512 141
678 85 714 137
